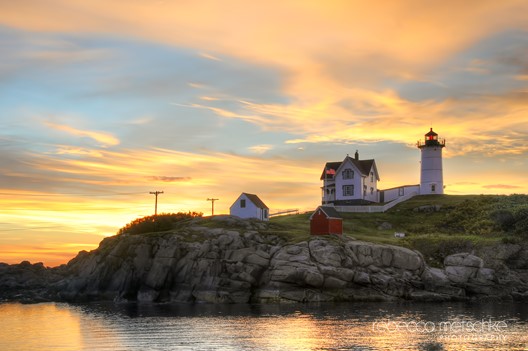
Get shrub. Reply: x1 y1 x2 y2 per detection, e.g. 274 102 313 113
440 195 528 237
489 209 515 231
513 208 528 236
118 212 202 235
440 199 485 233
501 236 523 245
405 236 476 267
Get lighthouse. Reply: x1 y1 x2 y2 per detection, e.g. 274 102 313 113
418 128 445 195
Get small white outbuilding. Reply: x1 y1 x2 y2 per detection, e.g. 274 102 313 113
229 193 269 221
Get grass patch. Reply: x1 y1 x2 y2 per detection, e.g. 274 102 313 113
263 212 312 243
269 194 528 257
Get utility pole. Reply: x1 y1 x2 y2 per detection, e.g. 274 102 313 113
206 198 219 216
149 191 164 215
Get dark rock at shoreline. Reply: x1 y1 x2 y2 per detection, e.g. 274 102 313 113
0 261 66 303
2 217 528 304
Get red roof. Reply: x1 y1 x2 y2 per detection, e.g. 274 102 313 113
309 206 342 220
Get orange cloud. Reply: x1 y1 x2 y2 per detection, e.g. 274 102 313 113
483 184 522 189
44 122 120 147
146 176 192 182
2 1 527 157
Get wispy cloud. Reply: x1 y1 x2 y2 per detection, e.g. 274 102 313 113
54 146 104 157
248 144 273 154
44 122 120 147
188 82 207 89
146 176 192 182
483 184 522 189
199 52 221 61
200 96 220 101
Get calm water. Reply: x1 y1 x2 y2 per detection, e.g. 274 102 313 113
1 301 528 351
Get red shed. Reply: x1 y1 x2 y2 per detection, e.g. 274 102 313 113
310 206 343 235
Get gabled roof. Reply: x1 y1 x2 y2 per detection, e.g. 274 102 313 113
320 156 380 181
356 159 375 177
310 206 342 220
242 193 269 209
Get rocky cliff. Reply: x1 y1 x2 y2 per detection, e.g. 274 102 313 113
2 216 528 303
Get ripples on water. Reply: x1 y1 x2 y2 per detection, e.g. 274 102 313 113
1 301 527 351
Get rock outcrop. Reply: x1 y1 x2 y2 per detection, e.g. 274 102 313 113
2 216 528 303
0 261 65 302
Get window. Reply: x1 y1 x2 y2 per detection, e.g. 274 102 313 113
370 187 374 195
431 184 436 192
240 199 246 208
342 168 354 179
370 172 374 182
263 209 268 219
343 185 354 196
398 187 404 196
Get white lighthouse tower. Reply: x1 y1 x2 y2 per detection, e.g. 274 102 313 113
418 128 445 195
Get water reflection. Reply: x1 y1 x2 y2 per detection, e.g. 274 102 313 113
0 303 82 351
0 302 527 350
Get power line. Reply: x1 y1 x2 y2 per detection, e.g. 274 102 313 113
149 191 164 215
206 197 219 216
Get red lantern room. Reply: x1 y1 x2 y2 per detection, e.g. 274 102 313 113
426 128 437 141
418 128 445 148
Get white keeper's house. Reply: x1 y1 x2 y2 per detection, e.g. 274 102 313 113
321 151 380 205
230 192 270 221
321 128 445 207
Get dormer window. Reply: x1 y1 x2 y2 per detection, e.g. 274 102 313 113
342 169 354 179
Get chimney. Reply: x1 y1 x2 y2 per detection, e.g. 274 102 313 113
354 150 359 160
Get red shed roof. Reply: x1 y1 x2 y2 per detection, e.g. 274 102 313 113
310 206 342 220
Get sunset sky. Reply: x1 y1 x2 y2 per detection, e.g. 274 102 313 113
1 1 527 266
